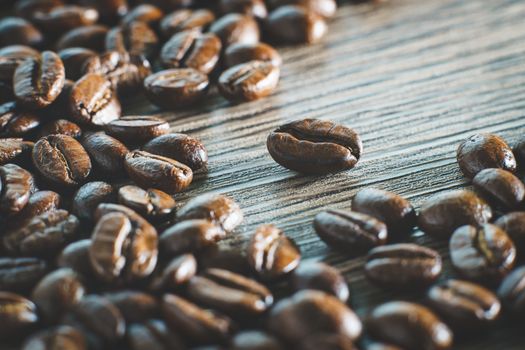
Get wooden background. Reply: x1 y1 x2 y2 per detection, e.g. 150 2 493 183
129 0 525 348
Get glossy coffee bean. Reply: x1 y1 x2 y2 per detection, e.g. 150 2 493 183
210 13 259 46
457 133 516 179
352 188 417 238
143 133 208 171
291 261 349 302
495 212 525 255
314 209 387 255
199 247 251 277
105 291 159 323
10 190 61 228
21 325 87 350
0 257 47 293
268 290 362 345
81 132 129 178
0 17 43 48
160 219 225 256
426 279 500 331
127 320 185 350
0 45 40 82
149 253 197 291
247 224 301 280
57 239 94 278
497 265 525 316
219 0 267 19
118 185 176 220
56 25 109 52
33 5 99 32
0 101 40 138
38 119 82 139
72 181 116 221
418 190 492 238
218 60 280 102
104 115 169 143
160 9 215 38
267 5 327 44
0 292 38 339
366 301 453 350
78 0 128 23
365 243 442 290
58 47 98 81
106 21 159 60
224 42 282 69
70 73 122 126
121 4 164 26
0 163 35 216
231 331 284 350
473 168 524 210
0 138 33 165
268 0 337 18
450 224 516 283
267 119 362 174
144 68 209 109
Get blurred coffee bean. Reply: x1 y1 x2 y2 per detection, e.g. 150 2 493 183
127 320 185 350
56 25 109 52
0 257 47 293
150 254 197 291
118 185 176 220
33 5 99 32
72 181 116 222
105 290 159 323
268 0 337 18
0 138 33 165
0 17 44 48
0 101 40 138
121 4 164 26
267 5 327 44
77 0 128 23
199 247 251 276
0 292 38 340
160 219 225 258
160 9 215 38
57 239 94 278
106 21 159 60
14 0 64 21
104 115 169 144
473 168 524 211
209 13 260 46
219 0 267 19
495 212 525 255
38 119 83 139
291 261 349 302
300 334 356 350
0 163 35 217
81 131 129 178
0 45 40 82
224 42 282 68
231 331 284 350
143 133 208 171
21 325 87 350
497 265 525 316
9 190 61 228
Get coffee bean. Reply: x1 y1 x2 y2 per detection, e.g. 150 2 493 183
224 42 282 69
0 17 43 48
418 190 492 238
267 5 327 44
38 119 82 139
268 290 362 345
0 45 40 82
81 131 129 178
160 9 215 38
143 133 208 171
160 220 225 257
21 325 87 350
80 0 128 23
14 0 63 20
366 301 453 350
104 115 170 143
352 188 416 238
124 150 193 194
57 239 95 278
200 246 251 276
457 133 516 179
72 181 116 221
291 261 349 302
40 78 74 117
365 243 442 290
219 0 267 19
267 0 337 18
118 185 176 220
426 279 501 331
56 25 109 52
0 101 40 138
514 137 525 167
218 60 280 102
209 13 260 46
10 190 61 228
106 21 159 60
267 118 362 174
473 168 524 211
300 334 356 350
495 212 525 256
247 224 301 280
70 73 122 126
314 209 387 255
150 253 197 291
0 292 38 339
231 331 284 350
127 320 185 350
0 138 33 165
58 47 98 80
0 257 47 293
144 68 209 109
450 224 516 283
33 5 99 32
122 4 164 26
0 163 35 216
105 291 159 323
497 265 525 316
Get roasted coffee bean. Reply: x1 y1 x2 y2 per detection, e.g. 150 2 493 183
231 331 284 350
366 301 453 350
124 150 193 194
57 239 94 278
418 190 492 238
247 224 300 280
0 257 47 292
14 0 64 20
300 334 356 350
0 45 40 82
105 291 159 323
81 132 129 178
38 119 83 139
314 209 387 255
143 133 208 171
365 243 442 290
160 9 215 38
267 119 362 174
0 292 38 339
144 68 210 109
22 325 87 350
267 5 327 44
0 138 33 165
495 212 525 255
450 224 516 283
150 254 197 291
33 5 99 32
0 163 35 216
56 25 109 52
210 13 259 46
0 101 40 138
426 279 500 331
352 188 417 238
268 0 337 18
473 168 524 210
199 247 251 276
32 268 85 324
162 293 234 345
224 42 282 69
70 73 122 126
160 220 225 256
268 290 362 344
457 133 516 179
10 190 61 228
219 0 267 19
118 185 176 220
59 48 98 81
121 4 163 25
104 115 169 143
33 134 92 187
72 181 116 221
218 60 280 102
0 17 43 48
497 265 525 315
127 320 185 350
3 210 80 257
106 21 159 60
291 261 349 302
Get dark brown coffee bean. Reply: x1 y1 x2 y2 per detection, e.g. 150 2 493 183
106 21 159 60
0 138 33 165
291 261 349 302
121 4 164 26
219 0 267 19
144 68 209 109
300 334 356 350
366 301 453 350
143 133 208 171
160 219 225 256
268 0 337 18
450 224 516 283
38 118 83 139
210 13 259 47
104 115 169 143
105 291 159 323
267 118 362 174
72 181 116 221
9 190 61 228
267 5 327 44
314 209 387 255
70 73 122 126
160 9 215 38
58 48 98 81
218 60 280 102
57 239 94 278
78 0 128 23
0 292 38 339
495 212 525 256
118 185 176 220
0 163 35 216
22 325 87 350
365 243 442 290
497 265 525 315
0 101 40 138
247 224 300 280
224 42 282 69
0 45 40 82
81 131 129 178
231 331 284 350
14 0 64 20
0 257 47 293
128 320 185 350
418 190 492 238
426 279 500 332
56 25 109 52
33 5 99 32
457 133 516 179
473 168 524 210
0 17 43 48
150 253 197 291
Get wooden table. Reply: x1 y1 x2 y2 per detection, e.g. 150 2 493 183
130 0 525 348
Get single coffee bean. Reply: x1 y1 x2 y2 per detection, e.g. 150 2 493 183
300 334 356 350
219 0 267 19
160 9 215 38
267 118 362 174
366 301 453 350
0 45 40 82
106 21 159 60
0 292 38 339
450 224 516 283
127 320 185 350
0 163 35 216
144 68 210 109
59 47 98 80
267 0 337 18
218 60 280 102
57 239 95 278
160 219 225 256
210 13 259 46
32 5 99 32
105 291 159 323
81 131 130 178
104 115 170 143
72 181 116 221
473 168 525 210
198 248 251 277
268 290 362 345
70 73 122 126
365 243 442 290
0 138 33 165
143 133 208 171
495 212 525 256
78 0 128 23
38 119 83 139
0 17 43 48
0 101 40 138
426 279 501 332
149 254 197 291
352 188 416 238
56 25 109 52
231 331 284 350
247 224 301 280
267 5 327 44
418 190 492 238
9 190 61 228
224 42 282 69
314 209 387 255
22 325 87 350
291 261 349 302
118 185 176 220
457 133 516 179
0 257 47 293
121 4 164 26
497 265 525 316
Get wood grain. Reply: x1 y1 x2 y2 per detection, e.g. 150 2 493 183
127 0 525 348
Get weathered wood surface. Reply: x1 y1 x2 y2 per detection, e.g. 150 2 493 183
129 0 525 348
